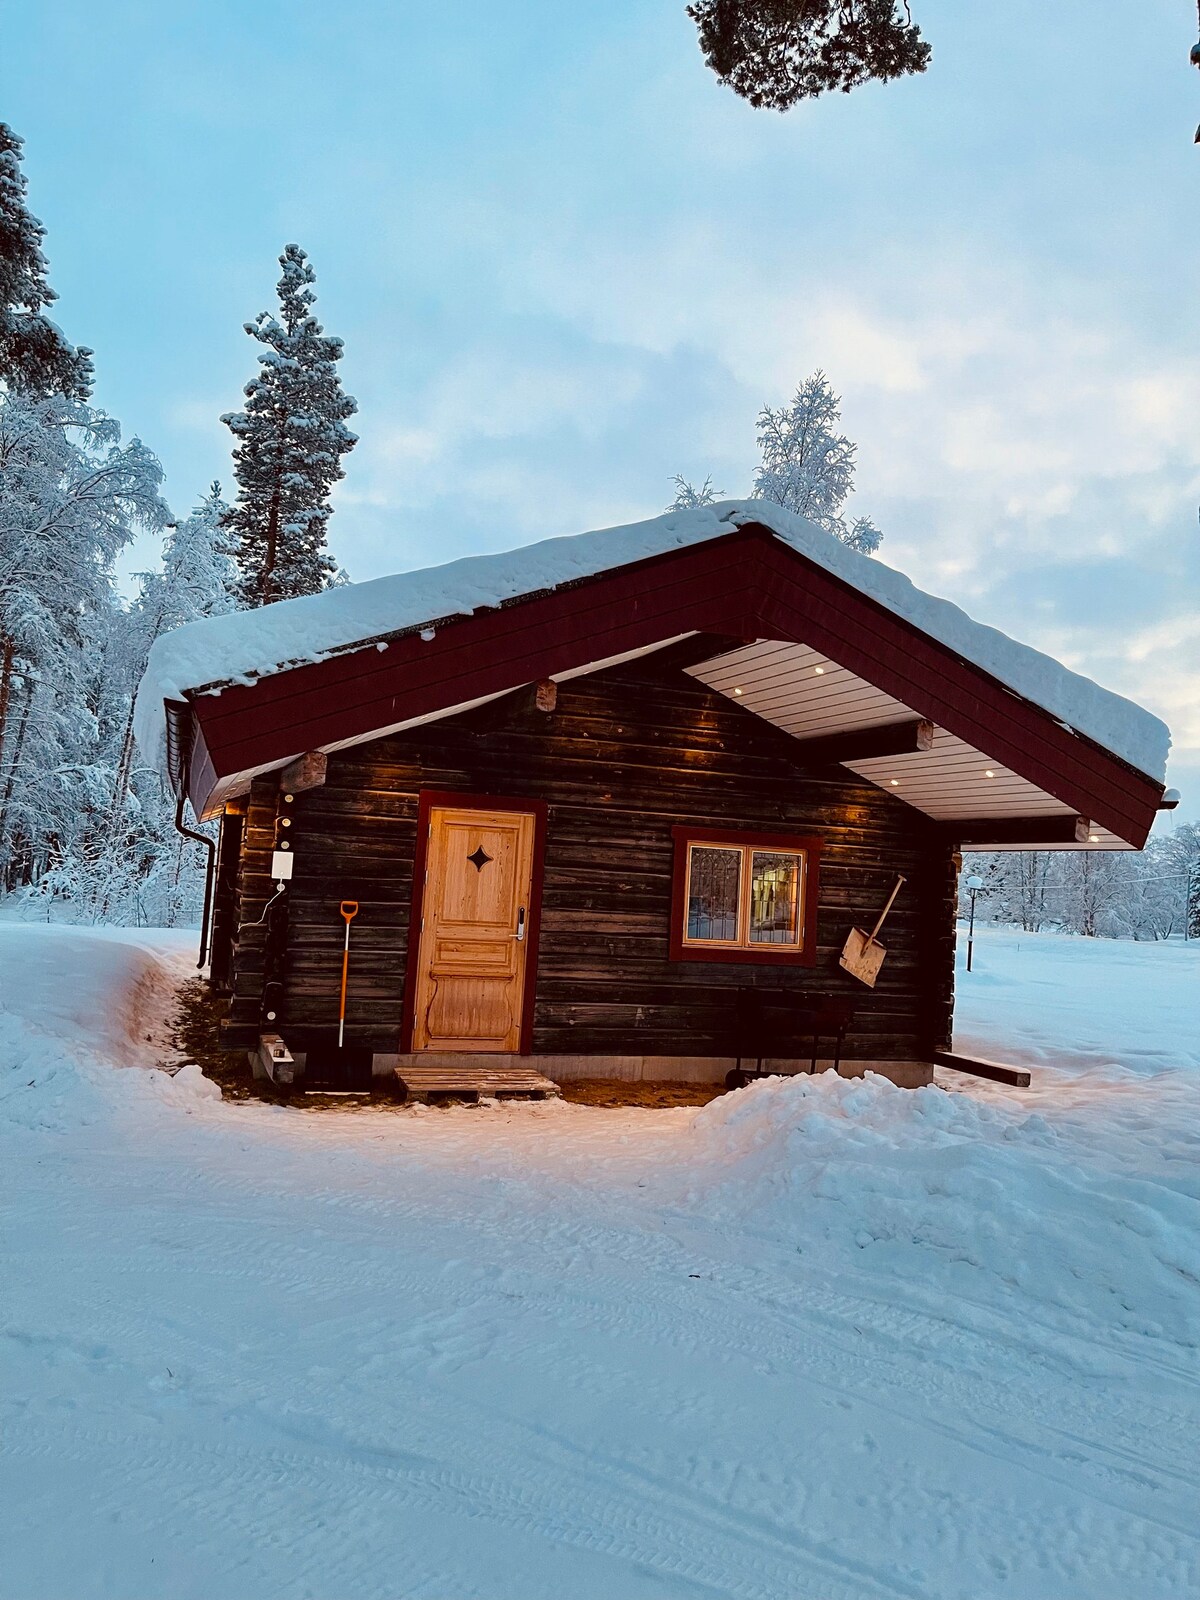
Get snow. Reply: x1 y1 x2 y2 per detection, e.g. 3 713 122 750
3 924 1198 1598
133 501 1170 784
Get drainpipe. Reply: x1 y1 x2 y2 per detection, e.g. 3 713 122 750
174 790 216 971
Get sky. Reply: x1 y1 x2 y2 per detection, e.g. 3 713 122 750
3 0 1198 819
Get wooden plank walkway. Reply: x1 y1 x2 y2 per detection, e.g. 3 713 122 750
395 1059 561 1103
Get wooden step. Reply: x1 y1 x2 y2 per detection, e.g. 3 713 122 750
394 1060 561 1102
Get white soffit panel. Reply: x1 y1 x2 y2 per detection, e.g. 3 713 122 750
692 640 909 738
846 729 1068 820
689 640 1087 829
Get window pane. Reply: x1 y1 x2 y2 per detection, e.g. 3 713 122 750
687 846 742 941
748 851 802 945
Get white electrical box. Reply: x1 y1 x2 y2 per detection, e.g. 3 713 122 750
271 849 294 881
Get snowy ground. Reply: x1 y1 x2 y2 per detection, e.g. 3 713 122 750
2 926 1198 1599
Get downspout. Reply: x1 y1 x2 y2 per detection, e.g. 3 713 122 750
174 790 216 971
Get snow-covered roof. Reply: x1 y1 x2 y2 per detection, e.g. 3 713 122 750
133 501 1170 784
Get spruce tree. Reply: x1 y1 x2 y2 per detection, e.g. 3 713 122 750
222 245 358 607
0 123 92 398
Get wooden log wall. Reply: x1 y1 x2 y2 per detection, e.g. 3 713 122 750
208 804 243 995
221 655 959 1061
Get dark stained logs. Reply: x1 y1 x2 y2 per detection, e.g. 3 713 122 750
208 804 244 995
221 654 957 1062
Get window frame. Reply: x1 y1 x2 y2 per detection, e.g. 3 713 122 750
669 826 821 966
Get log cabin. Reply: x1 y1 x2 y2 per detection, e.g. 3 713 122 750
134 502 1174 1096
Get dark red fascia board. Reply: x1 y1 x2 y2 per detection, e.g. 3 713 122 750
182 524 1163 845
190 536 761 806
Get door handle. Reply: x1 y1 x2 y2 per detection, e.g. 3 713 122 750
514 906 526 942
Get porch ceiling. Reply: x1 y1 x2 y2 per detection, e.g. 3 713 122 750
688 641 1131 850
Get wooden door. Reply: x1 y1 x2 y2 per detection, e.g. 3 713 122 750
410 804 537 1053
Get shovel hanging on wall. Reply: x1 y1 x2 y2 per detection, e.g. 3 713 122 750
839 875 906 988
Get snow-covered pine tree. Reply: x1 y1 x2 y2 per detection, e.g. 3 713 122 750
0 123 92 399
667 475 723 511
752 370 882 553
222 245 358 608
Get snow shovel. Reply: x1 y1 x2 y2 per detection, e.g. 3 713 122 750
337 900 359 1047
839 875 905 988
303 901 371 1093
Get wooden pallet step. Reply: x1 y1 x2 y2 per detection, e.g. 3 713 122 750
396 1069 559 1082
394 1064 561 1098
401 1082 558 1092
399 1077 557 1086
398 1082 560 1093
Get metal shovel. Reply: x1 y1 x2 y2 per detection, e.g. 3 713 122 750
839 875 906 988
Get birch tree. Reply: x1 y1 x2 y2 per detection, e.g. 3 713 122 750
753 370 883 552
0 391 169 895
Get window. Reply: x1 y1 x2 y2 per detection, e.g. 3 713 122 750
669 827 820 965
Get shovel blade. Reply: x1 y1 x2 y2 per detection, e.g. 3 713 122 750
839 927 888 988
303 1044 374 1092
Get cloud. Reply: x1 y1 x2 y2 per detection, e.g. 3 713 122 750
334 220 1199 813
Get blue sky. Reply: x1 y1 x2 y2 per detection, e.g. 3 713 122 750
4 0 1198 816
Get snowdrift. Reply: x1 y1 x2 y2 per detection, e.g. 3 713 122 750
0 925 219 1133
687 1070 1200 1351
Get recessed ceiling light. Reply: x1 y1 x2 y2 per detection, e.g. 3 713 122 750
733 687 743 696
890 778 900 786
984 769 995 778
1089 834 1100 842
814 666 825 675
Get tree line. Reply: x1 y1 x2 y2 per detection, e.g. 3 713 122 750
963 831 1200 942
0 122 355 922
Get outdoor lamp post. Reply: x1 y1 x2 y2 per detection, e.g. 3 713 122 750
965 874 983 973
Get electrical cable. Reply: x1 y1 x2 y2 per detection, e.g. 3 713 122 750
245 882 288 928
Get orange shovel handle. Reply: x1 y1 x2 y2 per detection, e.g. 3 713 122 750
338 902 359 1044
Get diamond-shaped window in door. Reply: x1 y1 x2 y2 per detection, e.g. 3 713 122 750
467 845 493 872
